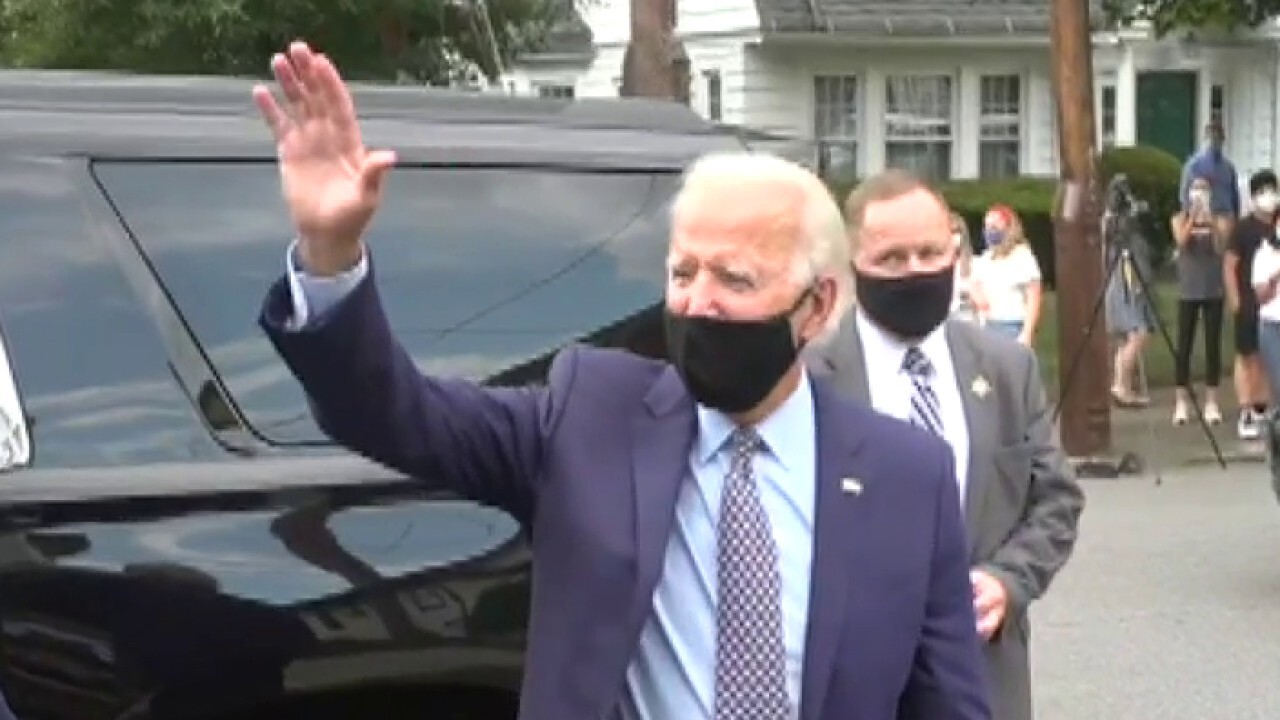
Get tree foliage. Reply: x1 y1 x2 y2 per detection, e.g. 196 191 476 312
1102 0 1280 36
0 0 576 85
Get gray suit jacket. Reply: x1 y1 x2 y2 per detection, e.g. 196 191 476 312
806 314 1085 720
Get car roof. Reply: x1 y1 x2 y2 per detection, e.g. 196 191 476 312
0 70 744 170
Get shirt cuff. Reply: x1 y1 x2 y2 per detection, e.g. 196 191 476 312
284 240 368 331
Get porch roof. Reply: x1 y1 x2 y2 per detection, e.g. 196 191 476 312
756 0 1109 35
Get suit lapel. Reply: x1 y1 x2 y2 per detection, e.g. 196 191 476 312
943 321 1000 551
809 314 871 404
799 379 872 720
630 366 698 615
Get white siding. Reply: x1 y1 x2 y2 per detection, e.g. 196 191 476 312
1026 71 1058 177
685 37 750 124
582 0 629 48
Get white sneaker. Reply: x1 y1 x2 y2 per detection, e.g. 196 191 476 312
1239 410 1261 440
1173 400 1189 426
1205 400 1223 426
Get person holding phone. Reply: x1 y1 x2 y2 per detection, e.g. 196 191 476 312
1170 175 1229 426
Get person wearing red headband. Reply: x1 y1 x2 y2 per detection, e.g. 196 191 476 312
971 205 1043 347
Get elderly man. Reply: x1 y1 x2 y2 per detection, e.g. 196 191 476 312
253 42 990 720
807 170 1084 720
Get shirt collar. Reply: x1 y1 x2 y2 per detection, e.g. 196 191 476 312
694 368 814 472
854 307 949 372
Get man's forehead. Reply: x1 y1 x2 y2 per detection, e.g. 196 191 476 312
861 189 949 235
668 232 774 267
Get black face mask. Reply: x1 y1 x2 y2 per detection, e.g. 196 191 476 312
663 292 811 414
855 264 955 339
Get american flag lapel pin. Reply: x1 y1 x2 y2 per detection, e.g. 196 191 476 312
841 477 863 496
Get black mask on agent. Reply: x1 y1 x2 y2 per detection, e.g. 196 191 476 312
855 264 954 339
664 292 811 414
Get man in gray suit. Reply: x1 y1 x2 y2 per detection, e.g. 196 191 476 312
807 169 1085 720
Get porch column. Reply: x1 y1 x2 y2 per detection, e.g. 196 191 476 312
1273 47 1280 168
1115 41 1137 146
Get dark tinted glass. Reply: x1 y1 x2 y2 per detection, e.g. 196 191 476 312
0 158 226 468
92 162 674 445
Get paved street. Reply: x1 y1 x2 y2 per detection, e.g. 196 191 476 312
1031 463 1280 719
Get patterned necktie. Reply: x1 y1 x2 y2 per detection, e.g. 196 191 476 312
714 427 791 720
903 346 944 436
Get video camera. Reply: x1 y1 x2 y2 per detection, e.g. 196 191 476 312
1106 173 1148 216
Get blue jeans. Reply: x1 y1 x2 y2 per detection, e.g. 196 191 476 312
986 320 1023 340
1259 320 1280 408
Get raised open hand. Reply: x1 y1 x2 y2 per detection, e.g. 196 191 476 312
252 41 397 275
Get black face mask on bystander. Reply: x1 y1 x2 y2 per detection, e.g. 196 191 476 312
854 264 955 339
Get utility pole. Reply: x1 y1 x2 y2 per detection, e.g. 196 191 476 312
1049 0 1111 457
620 0 689 103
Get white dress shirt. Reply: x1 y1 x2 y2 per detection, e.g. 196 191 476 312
854 309 970 505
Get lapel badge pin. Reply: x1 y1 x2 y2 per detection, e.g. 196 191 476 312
841 477 863 496
971 375 991 399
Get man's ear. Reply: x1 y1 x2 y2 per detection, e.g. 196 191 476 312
801 275 839 343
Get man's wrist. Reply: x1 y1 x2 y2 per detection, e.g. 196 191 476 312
297 239 364 277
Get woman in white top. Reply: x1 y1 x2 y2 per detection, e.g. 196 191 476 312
1250 219 1280 410
972 204 1044 346
949 212 985 323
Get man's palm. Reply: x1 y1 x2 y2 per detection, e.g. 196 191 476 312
252 42 396 268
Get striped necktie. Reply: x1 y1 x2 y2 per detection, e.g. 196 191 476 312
903 346 944 436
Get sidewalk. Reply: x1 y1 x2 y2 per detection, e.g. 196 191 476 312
1062 387 1266 473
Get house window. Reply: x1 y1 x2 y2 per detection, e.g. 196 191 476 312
813 75 859 182
704 70 723 122
884 74 953 181
535 83 575 99
1100 85 1116 148
978 75 1021 179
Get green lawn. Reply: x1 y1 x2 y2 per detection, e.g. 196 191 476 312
1032 282 1234 398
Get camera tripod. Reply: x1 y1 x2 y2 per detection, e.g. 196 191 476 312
1052 238 1228 479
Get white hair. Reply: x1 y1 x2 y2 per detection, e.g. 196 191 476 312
669 151 853 341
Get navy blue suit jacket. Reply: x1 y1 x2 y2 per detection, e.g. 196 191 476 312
259 269 991 720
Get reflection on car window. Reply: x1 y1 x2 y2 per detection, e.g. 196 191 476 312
93 162 675 446
0 323 31 470
0 158 229 469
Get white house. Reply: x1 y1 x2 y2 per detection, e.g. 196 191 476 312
503 0 1280 184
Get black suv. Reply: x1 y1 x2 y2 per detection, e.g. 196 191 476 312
0 71 742 720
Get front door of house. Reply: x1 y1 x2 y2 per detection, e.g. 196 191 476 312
1136 71 1198 161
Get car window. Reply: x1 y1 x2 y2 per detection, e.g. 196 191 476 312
92 161 674 446
0 157 229 468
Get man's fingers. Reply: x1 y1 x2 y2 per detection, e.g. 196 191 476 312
252 85 289 140
360 150 398 194
976 612 1000 639
313 54 360 145
272 53 310 119
287 41 318 87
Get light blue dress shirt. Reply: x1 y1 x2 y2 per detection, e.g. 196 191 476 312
622 376 816 720
284 242 817 719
